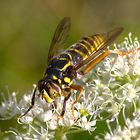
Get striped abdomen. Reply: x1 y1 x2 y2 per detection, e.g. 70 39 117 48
67 34 104 66
46 34 105 87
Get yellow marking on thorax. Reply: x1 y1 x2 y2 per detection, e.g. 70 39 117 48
59 61 71 71
59 57 67 60
53 75 58 80
64 77 71 83
79 42 91 55
67 53 72 60
62 84 65 89
53 75 62 85
70 48 88 60
58 79 61 84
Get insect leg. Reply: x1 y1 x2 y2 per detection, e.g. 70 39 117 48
70 85 84 116
19 87 37 118
110 47 140 57
60 92 71 117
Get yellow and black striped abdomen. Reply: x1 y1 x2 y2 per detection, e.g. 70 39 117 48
46 34 105 88
67 34 104 66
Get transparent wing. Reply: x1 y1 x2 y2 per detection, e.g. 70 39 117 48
75 27 123 70
48 17 71 62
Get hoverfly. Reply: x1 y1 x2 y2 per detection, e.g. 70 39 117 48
20 17 124 118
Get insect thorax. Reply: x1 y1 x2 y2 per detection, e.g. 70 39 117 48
45 56 76 89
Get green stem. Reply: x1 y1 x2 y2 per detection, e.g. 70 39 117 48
53 126 67 140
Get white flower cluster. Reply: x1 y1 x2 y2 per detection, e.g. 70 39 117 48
104 107 140 140
95 33 140 140
0 91 19 120
0 33 140 140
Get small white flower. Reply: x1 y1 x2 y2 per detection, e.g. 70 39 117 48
104 114 140 140
18 115 33 124
77 116 96 131
39 110 53 122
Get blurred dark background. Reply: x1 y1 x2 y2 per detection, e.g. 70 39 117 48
0 0 140 93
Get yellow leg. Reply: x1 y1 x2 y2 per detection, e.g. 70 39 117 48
70 85 84 116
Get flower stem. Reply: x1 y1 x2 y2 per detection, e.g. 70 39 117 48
53 126 67 140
